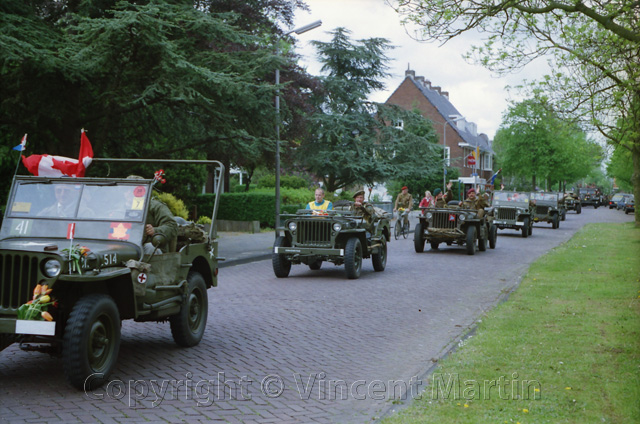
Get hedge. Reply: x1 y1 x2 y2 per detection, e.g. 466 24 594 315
191 192 303 228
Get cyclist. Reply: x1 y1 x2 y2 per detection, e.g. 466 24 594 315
393 186 413 230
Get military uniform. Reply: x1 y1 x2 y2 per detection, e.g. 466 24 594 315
143 198 178 254
394 192 413 211
434 189 453 208
351 190 376 232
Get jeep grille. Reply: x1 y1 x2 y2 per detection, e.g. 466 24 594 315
496 208 517 220
430 212 459 229
536 206 550 215
1 253 39 310
295 221 332 247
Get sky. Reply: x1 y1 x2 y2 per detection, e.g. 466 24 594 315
291 0 549 140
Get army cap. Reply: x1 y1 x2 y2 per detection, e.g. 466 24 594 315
353 190 365 198
433 188 442 196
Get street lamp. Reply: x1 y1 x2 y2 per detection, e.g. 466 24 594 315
442 115 466 190
275 20 322 237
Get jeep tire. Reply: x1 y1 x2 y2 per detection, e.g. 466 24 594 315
272 236 292 278
576 204 582 214
478 225 487 251
489 224 497 249
552 214 559 229
466 225 477 255
170 271 208 347
414 222 425 253
372 236 387 272
345 237 363 279
63 294 121 390
521 217 530 238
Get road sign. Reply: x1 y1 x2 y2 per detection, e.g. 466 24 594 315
467 155 476 166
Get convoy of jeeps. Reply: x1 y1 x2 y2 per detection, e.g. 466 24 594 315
0 155 628 391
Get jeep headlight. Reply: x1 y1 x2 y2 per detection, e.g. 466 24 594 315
288 222 297 231
425 212 433 219
43 259 62 278
332 223 342 232
459 214 466 221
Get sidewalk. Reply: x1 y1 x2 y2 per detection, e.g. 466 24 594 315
215 230 275 268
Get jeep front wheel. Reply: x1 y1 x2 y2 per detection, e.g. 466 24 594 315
576 204 582 214
521 217 530 238
272 236 292 278
414 221 425 253
552 214 559 229
372 235 387 272
170 271 208 347
489 224 497 249
345 237 363 279
63 294 121 390
465 226 477 255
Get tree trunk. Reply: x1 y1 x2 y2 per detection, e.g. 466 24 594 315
632 145 640 227
532 175 537 192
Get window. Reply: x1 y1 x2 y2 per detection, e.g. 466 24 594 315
483 154 493 170
392 120 404 130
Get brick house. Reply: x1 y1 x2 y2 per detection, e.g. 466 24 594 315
385 68 495 192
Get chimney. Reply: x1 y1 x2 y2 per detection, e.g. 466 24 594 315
432 86 442 95
441 91 449 99
405 69 416 79
415 76 425 87
424 79 432 89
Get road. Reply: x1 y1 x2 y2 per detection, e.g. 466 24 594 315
0 207 633 423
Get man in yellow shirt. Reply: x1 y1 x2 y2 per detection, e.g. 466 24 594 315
306 188 333 210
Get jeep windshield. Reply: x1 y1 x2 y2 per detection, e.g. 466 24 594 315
531 193 557 202
1 178 147 243
493 191 530 203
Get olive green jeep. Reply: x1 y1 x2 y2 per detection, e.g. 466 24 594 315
531 192 562 229
414 204 496 255
563 192 582 214
0 158 223 390
272 203 391 279
489 191 534 238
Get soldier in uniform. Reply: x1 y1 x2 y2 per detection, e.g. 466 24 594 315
351 190 376 231
434 181 454 207
460 188 489 217
306 188 333 211
394 186 413 229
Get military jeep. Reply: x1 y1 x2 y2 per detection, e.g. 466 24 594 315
531 192 562 229
414 205 496 255
0 158 223 389
564 193 582 214
272 205 391 279
489 191 534 238
577 187 602 208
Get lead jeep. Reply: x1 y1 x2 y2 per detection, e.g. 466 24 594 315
489 191 534 238
531 192 562 229
414 204 496 255
272 205 391 279
0 158 223 389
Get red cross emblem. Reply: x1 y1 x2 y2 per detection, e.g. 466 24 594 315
137 273 147 284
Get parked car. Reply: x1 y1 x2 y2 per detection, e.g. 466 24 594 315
609 193 628 209
623 195 635 214
489 191 534 238
616 195 630 210
0 158 223 389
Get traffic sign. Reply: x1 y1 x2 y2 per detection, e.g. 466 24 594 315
467 155 476 166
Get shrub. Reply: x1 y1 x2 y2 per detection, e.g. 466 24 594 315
257 174 309 189
154 191 189 219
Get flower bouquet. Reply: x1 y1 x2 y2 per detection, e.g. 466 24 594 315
17 284 56 321
61 244 90 274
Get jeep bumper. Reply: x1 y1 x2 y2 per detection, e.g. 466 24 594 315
0 317 56 336
274 247 344 257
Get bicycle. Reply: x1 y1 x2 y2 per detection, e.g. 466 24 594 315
394 208 411 240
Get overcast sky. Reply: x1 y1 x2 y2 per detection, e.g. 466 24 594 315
292 0 549 139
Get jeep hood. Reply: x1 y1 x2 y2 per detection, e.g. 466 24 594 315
0 238 141 262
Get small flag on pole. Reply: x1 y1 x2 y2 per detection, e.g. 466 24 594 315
13 134 27 151
67 223 76 240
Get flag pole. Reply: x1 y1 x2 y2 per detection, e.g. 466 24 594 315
12 134 27 178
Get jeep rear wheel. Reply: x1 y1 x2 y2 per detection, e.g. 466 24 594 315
521 217 530 238
414 222 425 253
489 224 497 249
372 236 387 272
170 271 208 347
465 226 476 255
345 237 363 279
63 294 121 390
272 236 291 278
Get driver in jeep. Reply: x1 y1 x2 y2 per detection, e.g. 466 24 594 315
460 188 488 217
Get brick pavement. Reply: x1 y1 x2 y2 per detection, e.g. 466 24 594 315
0 208 633 423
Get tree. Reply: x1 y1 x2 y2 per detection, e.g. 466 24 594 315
389 0 640 224
493 96 602 190
608 145 634 193
298 28 441 192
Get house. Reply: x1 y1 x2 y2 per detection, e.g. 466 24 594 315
385 68 495 192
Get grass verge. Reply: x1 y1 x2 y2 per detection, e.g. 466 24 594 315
382 223 640 424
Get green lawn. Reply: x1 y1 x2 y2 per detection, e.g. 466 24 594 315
382 223 640 424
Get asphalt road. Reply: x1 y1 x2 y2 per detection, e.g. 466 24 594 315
0 207 634 424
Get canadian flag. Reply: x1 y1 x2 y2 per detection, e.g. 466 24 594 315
22 130 94 177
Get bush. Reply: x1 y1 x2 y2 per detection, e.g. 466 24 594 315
154 191 189 219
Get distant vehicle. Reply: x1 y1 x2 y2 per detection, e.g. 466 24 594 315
577 187 603 208
609 193 628 209
623 195 635 214
531 192 562 229
616 195 630 211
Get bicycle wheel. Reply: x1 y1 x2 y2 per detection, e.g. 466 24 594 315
394 219 400 240
403 217 409 239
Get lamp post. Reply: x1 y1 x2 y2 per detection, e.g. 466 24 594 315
442 115 466 190
275 19 322 238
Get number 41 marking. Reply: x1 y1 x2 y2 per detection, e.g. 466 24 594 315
12 220 33 236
